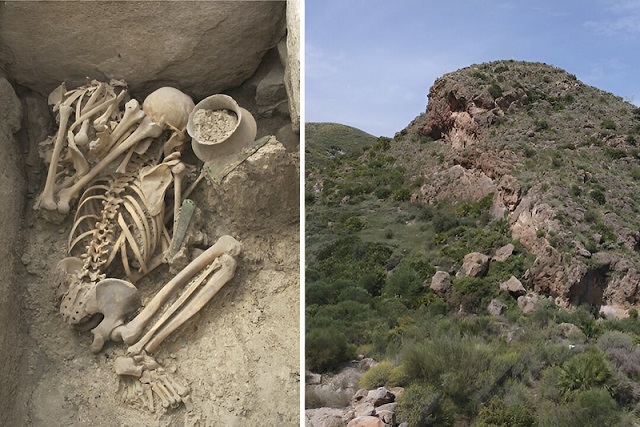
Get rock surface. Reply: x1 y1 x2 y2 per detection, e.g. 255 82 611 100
0 78 24 427
460 252 490 277
347 416 385 427
430 270 452 295
488 298 507 316
500 276 526 297
284 0 301 132
0 2 286 99
493 243 515 262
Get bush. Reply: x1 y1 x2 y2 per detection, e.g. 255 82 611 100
383 264 422 301
359 360 394 389
589 189 606 205
344 216 366 231
558 349 612 398
489 82 504 98
401 334 494 412
601 119 617 130
476 397 536 427
394 186 412 201
396 384 450 427
538 388 620 427
374 186 392 199
306 326 353 372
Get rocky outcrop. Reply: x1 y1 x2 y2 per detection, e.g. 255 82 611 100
0 78 25 427
417 70 527 150
0 2 286 99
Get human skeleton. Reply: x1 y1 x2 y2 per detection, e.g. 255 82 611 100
35 80 242 410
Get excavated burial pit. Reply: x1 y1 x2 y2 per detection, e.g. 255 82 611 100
0 3 299 426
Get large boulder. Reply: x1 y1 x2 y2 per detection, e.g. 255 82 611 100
500 276 526 297
430 271 452 296
493 243 515 262
0 2 286 99
365 387 395 407
347 416 385 427
488 299 507 316
460 252 490 277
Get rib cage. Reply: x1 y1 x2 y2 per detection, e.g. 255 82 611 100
68 172 166 281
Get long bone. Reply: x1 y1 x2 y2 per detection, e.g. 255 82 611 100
93 89 127 132
35 104 74 210
112 235 242 346
100 99 146 155
56 116 163 214
68 89 126 132
56 131 90 190
131 252 237 355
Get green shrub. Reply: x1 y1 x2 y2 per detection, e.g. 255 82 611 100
401 334 494 412
538 388 620 427
558 349 612 398
395 384 450 427
602 118 617 130
306 326 353 372
534 119 550 131
358 271 385 297
344 216 366 231
394 187 412 201
337 286 371 304
359 360 394 389
383 264 422 301
476 397 536 427
305 191 317 204
375 186 392 199
570 184 582 197
589 189 606 205
629 309 638 319
489 82 504 98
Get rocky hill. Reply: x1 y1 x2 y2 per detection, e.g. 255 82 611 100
310 60 640 313
306 60 640 426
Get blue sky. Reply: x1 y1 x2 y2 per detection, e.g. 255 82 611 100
306 0 640 137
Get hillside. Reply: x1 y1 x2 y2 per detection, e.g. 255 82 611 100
305 122 377 174
306 60 640 426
